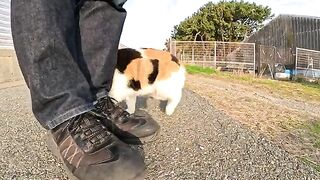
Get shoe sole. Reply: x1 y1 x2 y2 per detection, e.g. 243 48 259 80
46 133 145 180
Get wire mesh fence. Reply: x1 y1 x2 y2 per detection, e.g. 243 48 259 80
170 41 255 72
169 41 320 80
296 48 320 79
258 45 295 78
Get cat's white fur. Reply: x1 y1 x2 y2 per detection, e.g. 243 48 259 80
109 50 186 115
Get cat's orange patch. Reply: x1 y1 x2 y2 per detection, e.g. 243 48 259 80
142 48 173 62
142 48 180 80
124 58 153 88
122 48 182 89
157 60 180 80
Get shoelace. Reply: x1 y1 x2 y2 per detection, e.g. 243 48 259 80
67 113 112 153
97 97 131 124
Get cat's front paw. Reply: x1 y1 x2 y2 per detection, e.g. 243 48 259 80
126 108 135 114
165 106 175 116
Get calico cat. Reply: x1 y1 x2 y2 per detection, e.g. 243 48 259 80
109 48 186 115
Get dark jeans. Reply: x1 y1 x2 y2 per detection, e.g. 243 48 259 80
11 0 127 129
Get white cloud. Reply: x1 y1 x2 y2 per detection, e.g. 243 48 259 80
120 0 320 49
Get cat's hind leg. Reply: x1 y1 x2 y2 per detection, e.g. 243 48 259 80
165 89 182 116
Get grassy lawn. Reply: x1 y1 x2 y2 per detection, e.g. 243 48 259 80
300 157 320 172
185 64 216 75
309 122 320 149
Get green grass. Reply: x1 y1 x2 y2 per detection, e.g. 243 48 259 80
300 157 320 172
310 121 320 138
314 141 320 149
306 121 320 149
310 122 320 135
185 64 216 75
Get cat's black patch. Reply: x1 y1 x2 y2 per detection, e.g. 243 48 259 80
117 48 142 73
148 59 159 84
128 79 141 91
171 54 180 65
141 47 154 50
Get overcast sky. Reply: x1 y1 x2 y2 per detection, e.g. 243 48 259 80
120 0 320 49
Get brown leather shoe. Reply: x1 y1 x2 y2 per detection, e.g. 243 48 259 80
94 97 160 145
46 111 145 180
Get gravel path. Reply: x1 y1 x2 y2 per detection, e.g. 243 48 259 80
1 84 319 180
186 75 320 165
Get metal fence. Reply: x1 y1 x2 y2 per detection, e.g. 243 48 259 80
296 48 320 79
170 41 255 71
258 45 295 77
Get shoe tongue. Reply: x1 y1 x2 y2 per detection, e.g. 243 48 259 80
110 106 128 123
95 97 114 112
107 97 118 106
104 97 130 124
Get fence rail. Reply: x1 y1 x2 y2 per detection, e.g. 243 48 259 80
170 41 255 71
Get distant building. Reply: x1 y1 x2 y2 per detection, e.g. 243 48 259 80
245 14 320 71
0 0 13 49
246 14 320 51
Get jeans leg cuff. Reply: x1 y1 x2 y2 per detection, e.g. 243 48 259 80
96 90 109 100
46 103 95 129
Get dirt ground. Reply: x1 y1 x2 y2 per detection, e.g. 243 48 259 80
1 84 319 179
186 74 320 168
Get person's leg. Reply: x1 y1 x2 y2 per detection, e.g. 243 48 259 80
11 1 146 179
11 0 95 129
77 0 160 144
77 0 127 99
